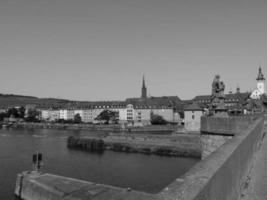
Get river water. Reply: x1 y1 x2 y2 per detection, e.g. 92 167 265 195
0 128 199 200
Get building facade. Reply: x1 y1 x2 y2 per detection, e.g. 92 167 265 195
184 103 204 131
41 109 60 121
59 109 75 120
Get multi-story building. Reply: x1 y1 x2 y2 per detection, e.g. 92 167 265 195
59 109 75 120
38 76 183 124
184 103 204 131
192 89 250 110
40 109 60 121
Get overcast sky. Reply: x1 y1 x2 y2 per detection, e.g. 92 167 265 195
0 0 267 101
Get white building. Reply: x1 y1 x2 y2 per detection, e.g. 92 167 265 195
251 66 265 99
59 109 75 120
41 109 60 121
41 110 50 120
74 109 98 123
82 109 94 123
121 104 176 124
110 107 127 121
184 103 204 131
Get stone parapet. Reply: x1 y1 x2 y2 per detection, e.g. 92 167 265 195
200 114 262 135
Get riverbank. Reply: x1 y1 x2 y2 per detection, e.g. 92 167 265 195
67 133 202 158
7 122 177 133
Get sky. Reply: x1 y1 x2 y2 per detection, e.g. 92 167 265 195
0 0 267 101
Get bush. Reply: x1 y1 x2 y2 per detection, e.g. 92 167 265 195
150 114 168 125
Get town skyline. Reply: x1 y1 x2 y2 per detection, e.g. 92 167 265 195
0 0 267 101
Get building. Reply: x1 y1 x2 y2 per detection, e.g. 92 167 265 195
37 76 183 124
125 96 182 123
40 109 60 121
192 88 250 111
251 66 265 99
59 109 75 120
121 77 183 124
184 103 204 131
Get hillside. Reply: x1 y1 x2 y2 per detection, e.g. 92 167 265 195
0 94 71 109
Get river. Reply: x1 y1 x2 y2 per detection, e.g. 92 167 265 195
0 128 199 200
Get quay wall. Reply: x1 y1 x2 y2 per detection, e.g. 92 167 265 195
160 117 264 200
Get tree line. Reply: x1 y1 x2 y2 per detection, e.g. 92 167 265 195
0 107 40 122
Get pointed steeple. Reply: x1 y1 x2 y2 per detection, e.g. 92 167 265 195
257 66 265 81
142 75 146 88
141 75 147 99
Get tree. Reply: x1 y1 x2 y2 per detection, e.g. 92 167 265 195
95 110 118 124
18 106 26 118
25 109 40 122
74 113 82 124
150 114 168 125
0 112 7 121
7 107 19 118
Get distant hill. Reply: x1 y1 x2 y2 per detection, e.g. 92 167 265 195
0 93 185 110
0 93 71 109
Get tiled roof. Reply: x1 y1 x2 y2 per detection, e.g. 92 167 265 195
225 92 250 104
184 103 203 111
192 95 211 102
125 96 182 109
193 92 250 105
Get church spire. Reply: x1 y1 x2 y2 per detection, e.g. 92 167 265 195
257 66 265 81
142 75 146 88
141 75 147 99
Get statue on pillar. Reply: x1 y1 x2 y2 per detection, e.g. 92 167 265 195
210 75 228 116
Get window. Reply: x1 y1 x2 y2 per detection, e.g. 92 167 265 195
192 115 195 120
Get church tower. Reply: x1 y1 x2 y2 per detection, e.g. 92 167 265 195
256 66 265 95
141 75 147 99
251 66 265 99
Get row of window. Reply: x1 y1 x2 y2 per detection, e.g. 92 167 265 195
197 98 239 103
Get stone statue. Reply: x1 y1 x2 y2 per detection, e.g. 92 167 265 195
211 75 225 98
210 75 228 117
